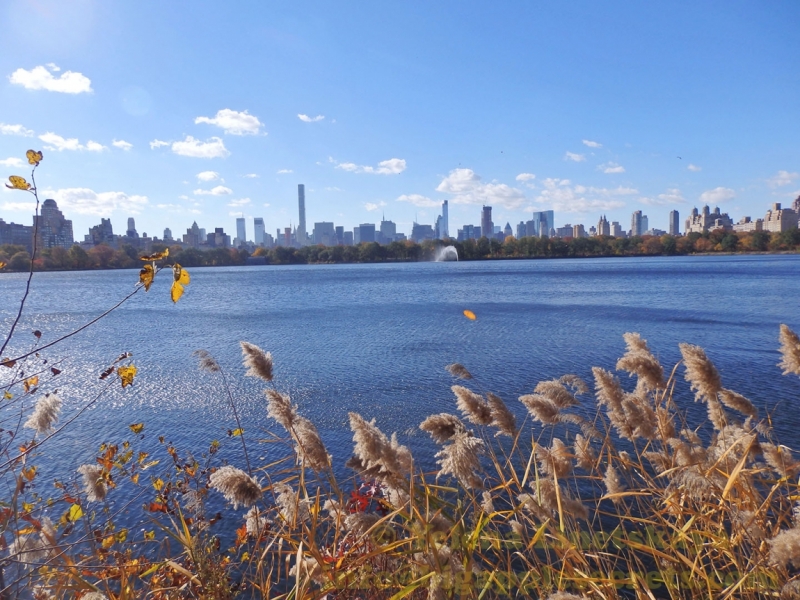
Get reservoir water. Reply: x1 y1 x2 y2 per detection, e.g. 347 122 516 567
2 254 800 486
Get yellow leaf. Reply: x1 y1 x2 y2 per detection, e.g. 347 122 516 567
463 309 477 321
230 428 244 437
116 528 128 543
22 502 34 513
0 262 6 270
139 263 154 291
22 466 37 481
131 473 140 484
129 423 144 434
23 376 39 393
141 460 159 470
6 175 31 191
68 504 83 522
153 478 164 491
102 534 115 549
144 530 155 541
170 264 190 303
3 391 12 400
140 248 169 261
26 150 43 166
171 282 185 303
118 364 137 388
17 526 36 535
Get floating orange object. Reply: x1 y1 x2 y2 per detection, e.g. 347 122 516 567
463 310 477 321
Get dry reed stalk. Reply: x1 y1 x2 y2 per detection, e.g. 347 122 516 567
420 413 465 444
535 438 572 478
452 385 492 426
779 324 800 376
193 349 220 373
434 429 485 489
719 388 758 419
485 392 517 437
519 393 560 425
240 341 273 381
348 412 412 494
445 363 472 380
24 393 61 435
616 332 665 391
573 434 595 471
534 379 580 408
769 527 800 569
592 367 634 439
77 464 107 502
209 465 262 509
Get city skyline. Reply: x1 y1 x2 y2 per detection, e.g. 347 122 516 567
1 3 799 238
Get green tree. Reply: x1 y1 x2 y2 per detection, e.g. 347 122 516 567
68 245 91 269
8 251 31 271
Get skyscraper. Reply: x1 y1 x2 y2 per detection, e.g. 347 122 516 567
253 217 265 245
631 210 643 237
236 217 246 246
668 210 680 236
597 215 610 236
481 206 493 239
126 217 138 238
531 210 554 238
297 184 307 245
441 200 449 239
34 199 74 250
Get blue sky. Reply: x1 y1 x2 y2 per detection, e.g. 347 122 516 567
1 0 798 240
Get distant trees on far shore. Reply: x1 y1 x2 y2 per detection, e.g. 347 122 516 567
2 228 800 272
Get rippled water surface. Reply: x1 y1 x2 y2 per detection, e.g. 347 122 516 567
2 255 800 481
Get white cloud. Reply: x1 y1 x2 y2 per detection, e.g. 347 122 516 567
639 188 686 206
599 162 625 174
516 173 536 182
687 164 702 172
155 203 201 215
336 158 406 175
564 152 585 162
397 194 440 208
196 171 220 182
38 132 105 152
227 197 251 207
699 187 736 204
45 63 60 72
767 170 799 189
276 169 292 174
582 139 602 148
150 139 170 149
1 201 36 211
326 186 343 192
172 136 230 158
263 203 271 207
532 178 630 213
298 114 325 122
0 123 34 137
244 173 259 178
194 109 262 135
193 185 233 196
0 157 24 168
9 64 92 94
112 139 133 151
364 201 387 211
436 168 527 209
43 187 148 216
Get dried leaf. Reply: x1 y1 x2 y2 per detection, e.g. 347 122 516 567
118 365 137 388
129 423 144 434
6 175 31 191
68 504 83 522
170 264 190 303
23 376 38 393
26 150 43 166
32 330 41 339
139 263 154 291
50 367 61 376
140 248 169 261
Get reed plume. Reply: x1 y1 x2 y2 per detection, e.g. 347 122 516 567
616 332 665 391
485 392 517 436
240 341 273 381
245 506 270 537
274 482 310 525
348 412 412 491
779 324 800 376
452 385 492 426
78 594 108 600
24 392 61 435
445 363 472 380
77 464 107 502
535 438 572 478
534 379 580 408
592 367 634 439
209 465 262 509
769 527 800 569
434 429 485 489
193 349 220 372
719 388 757 419
420 413 465 444
679 343 722 402
573 433 595 471
266 389 295 430
519 393 560 425
603 465 626 501
481 490 495 514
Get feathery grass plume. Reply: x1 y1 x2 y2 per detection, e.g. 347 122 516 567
592 367 634 439
348 412 413 489
534 379 580 408
435 429 485 489
769 527 800 569
762 443 800 478
603 465 626 501
240 341 273 382
656 406 676 439
718 388 758 419
681 428 702 446
731 508 765 544
289 555 325 585
643 451 671 474
679 343 722 402
519 394 560 425
452 385 492 426
616 332 665 391
266 389 296 430
274 482 310 524
508 519 524 537
428 573 445 600
522 479 587 520
781 580 800 600
181 489 204 516
485 392 516 436
79 594 108 600
622 395 657 440
445 363 472 380
420 413 465 444
24 392 62 435
344 512 380 536
559 373 589 395
779 324 800 376
481 490 495 514
536 438 572 478
671 468 715 499
706 397 728 431
77 464 107 502
573 433 596 471
193 349 220 372
245 506 270 537
292 415 331 472
9 534 47 565
548 593 588 600
209 465 261 509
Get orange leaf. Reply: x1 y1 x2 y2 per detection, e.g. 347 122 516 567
463 309 477 321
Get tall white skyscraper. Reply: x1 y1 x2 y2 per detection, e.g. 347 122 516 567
236 217 246 245
669 210 680 235
253 217 265 245
297 184 307 245
441 200 449 239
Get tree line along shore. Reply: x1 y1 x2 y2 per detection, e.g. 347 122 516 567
1 227 799 272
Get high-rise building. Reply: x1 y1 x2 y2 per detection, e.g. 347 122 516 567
34 199 74 250
480 206 493 239
356 223 376 243
88 219 115 246
516 221 526 239
126 217 138 238
631 210 643 237
610 221 624 237
235 217 247 246
380 218 397 243
764 203 799 233
297 184 307 245
163 227 173 242
335 226 344 245
183 221 202 248
531 210 554 238
597 215 610 236
641 215 649 234
253 218 265 245
0 218 34 252
313 222 336 245
572 224 586 238
441 200 449 239
503 222 512 238
668 210 680 236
